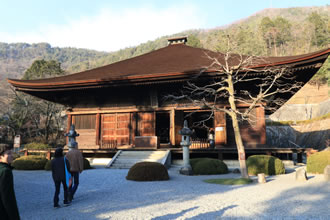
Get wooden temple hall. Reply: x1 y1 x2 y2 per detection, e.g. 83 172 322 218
8 37 330 159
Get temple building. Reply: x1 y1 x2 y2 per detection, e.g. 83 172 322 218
8 37 330 151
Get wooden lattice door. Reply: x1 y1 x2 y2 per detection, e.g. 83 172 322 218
101 113 131 148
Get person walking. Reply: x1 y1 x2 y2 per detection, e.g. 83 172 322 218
65 142 84 202
51 147 71 208
0 144 20 220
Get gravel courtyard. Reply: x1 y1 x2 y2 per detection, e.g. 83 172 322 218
13 166 330 220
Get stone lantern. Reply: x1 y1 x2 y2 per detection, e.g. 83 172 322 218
64 124 79 147
179 120 193 175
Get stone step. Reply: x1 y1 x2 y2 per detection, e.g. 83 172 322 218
119 151 166 156
108 150 170 169
114 158 162 164
109 164 133 169
119 154 166 159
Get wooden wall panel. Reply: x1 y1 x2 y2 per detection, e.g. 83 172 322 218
225 107 266 148
76 129 97 149
137 112 155 136
70 114 97 149
74 114 96 129
214 111 226 145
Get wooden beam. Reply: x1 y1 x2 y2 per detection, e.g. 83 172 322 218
67 104 235 115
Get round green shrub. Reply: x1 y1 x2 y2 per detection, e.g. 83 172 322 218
307 151 330 174
12 152 21 161
190 158 228 175
24 142 50 150
126 162 169 181
247 155 285 175
44 160 52 171
83 158 92 170
12 155 48 170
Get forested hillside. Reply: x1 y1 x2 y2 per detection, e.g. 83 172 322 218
0 5 329 106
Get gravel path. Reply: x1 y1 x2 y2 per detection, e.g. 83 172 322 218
13 166 330 220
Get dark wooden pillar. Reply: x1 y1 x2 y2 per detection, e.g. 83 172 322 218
170 109 183 147
256 106 266 144
96 113 101 145
297 153 303 163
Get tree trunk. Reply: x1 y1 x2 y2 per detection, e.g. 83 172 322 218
231 113 249 178
273 37 277 56
227 74 249 179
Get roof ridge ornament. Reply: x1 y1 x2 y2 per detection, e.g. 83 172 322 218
167 36 187 45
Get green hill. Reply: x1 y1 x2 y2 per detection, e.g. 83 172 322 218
0 5 329 109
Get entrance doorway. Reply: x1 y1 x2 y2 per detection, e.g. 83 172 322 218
184 111 213 139
156 112 170 144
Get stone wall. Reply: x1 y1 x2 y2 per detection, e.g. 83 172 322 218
269 99 330 121
266 118 330 149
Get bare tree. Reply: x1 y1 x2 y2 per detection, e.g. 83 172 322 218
2 88 65 144
167 38 302 178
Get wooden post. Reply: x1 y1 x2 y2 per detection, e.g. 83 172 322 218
170 109 175 146
256 106 266 144
258 173 266 183
96 113 100 146
46 150 51 160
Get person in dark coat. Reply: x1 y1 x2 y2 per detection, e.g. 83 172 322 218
51 147 71 208
0 144 20 220
66 142 84 202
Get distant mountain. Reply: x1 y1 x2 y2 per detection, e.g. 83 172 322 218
0 5 329 107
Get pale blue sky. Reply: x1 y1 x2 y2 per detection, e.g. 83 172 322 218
0 0 328 52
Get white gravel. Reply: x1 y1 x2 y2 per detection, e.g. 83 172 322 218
13 166 330 220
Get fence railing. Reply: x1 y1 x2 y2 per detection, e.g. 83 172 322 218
101 140 117 149
190 138 210 149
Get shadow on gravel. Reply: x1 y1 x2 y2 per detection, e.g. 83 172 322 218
151 206 198 220
261 178 330 218
14 168 255 219
186 205 238 220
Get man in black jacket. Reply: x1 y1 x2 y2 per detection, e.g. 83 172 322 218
0 144 20 220
51 147 71 208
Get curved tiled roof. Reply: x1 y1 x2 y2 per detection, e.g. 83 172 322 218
7 44 330 91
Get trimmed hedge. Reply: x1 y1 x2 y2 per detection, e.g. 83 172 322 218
12 155 48 170
307 151 330 174
24 142 50 150
190 158 228 175
247 155 285 175
126 161 169 181
44 158 92 171
44 160 52 170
